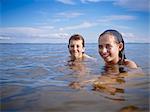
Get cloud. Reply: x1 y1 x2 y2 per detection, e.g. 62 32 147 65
60 21 97 30
121 32 136 43
0 27 43 38
56 0 75 5
58 0 149 12
0 26 70 41
59 14 135 31
56 0 115 4
107 15 136 20
81 0 115 3
122 32 135 38
97 15 136 23
0 36 11 40
114 0 149 12
55 12 84 19
81 0 102 3
121 32 148 43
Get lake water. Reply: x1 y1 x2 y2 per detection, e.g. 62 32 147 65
0 43 149 112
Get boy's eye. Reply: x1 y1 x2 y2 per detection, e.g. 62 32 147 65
70 45 74 48
70 45 80 48
77 45 80 48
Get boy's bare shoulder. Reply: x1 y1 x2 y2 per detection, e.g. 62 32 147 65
83 54 96 61
124 59 138 69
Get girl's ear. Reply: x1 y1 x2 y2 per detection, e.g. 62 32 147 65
118 42 123 51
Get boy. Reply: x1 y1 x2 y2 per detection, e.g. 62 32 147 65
68 34 93 61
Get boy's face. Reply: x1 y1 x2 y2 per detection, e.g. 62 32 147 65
68 39 85 59
98 34 122 64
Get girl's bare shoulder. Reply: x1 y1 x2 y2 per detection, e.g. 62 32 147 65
124 59 138 69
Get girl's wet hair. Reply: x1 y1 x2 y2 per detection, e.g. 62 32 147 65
68 34 85 47
99 29 126 64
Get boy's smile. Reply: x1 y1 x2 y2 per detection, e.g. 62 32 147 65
69 40 85 59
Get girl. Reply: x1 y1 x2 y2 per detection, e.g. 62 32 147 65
98 29 137 68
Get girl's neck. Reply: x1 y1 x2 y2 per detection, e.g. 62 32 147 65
106 57 122 65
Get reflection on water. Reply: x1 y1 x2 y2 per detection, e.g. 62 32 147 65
0 43 149 112
92 65 127 97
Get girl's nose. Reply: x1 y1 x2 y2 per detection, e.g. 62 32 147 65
101 47 107 53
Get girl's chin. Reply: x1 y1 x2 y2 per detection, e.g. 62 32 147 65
103 56 109 60
104 58 111 63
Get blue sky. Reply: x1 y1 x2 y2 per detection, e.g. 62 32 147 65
0 0 149 43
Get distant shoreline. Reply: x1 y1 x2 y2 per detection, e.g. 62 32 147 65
0 43 149 44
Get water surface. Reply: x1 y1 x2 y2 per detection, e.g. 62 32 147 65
0 43 149 112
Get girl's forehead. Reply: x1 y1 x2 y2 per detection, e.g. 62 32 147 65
99 34 116 43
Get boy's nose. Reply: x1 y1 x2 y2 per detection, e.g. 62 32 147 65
73 46 77 51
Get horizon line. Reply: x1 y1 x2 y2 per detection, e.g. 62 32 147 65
0 42 149 44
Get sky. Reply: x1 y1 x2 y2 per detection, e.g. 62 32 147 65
0 0 149 43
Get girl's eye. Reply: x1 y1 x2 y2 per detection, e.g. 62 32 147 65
99 45 103 49
106 44 112 49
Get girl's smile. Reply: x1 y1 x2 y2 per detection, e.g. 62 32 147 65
99 34 121 64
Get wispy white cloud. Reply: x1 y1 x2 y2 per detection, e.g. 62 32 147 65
114 0 149 12
107 15 136 20
121 32 148 43
0 27 44 38
81 0 115 3
56 12 84 19
59 15 135 31
122 32 135 39
97 15 136 23
81 0 102 3
0 36 11 40
0 26 70 41
56 0 115 4
56 0 75 5
60 21 97 30
57 0 149 12
81 0 149 12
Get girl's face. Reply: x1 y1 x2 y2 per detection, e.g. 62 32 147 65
69 39 85 59
98 34 123 65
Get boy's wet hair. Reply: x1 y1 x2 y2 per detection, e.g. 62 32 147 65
68 34 85 47
99 29 126 65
